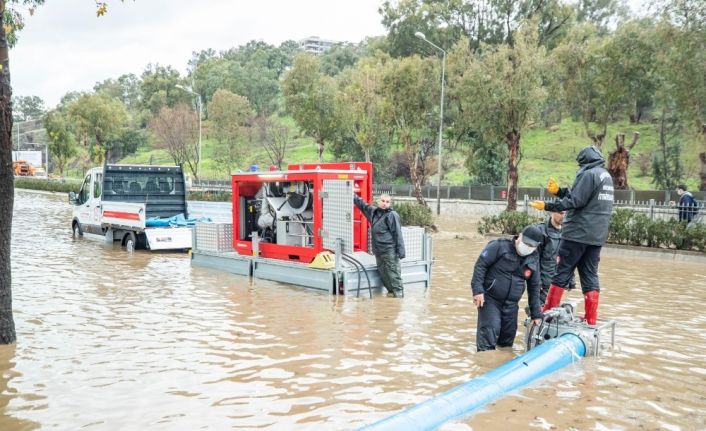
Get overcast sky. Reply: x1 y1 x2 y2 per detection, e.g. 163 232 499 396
11 0 387 109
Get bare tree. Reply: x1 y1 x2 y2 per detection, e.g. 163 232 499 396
254 116 293 170
149 104 199 181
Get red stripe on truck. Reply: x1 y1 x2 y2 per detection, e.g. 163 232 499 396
103 210 141 221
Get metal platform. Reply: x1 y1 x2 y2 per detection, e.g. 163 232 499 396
190 223 433 295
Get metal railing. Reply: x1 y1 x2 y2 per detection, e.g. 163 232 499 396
522 194 705 223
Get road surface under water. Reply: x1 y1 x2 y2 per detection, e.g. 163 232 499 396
2 190 705 430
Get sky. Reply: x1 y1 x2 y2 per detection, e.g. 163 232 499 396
10 0 387 109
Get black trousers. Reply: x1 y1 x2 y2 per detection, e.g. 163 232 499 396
476 295 519 352
552 239 601 293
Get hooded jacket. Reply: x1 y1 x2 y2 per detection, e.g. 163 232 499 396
471 237 542 319
678 191 698 222
354 195 406 258
534 219 576 288
545 146 614 246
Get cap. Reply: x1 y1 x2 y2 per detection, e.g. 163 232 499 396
521 225 544 247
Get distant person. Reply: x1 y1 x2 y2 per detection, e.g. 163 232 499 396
676 184 698 223
353 193 406 298
529 145 614 325
471 225 544 352
533 211 575 307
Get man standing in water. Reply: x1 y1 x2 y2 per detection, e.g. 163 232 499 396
533 211 575 307
529 145 614 325
471 225 544 351
353 193 406 298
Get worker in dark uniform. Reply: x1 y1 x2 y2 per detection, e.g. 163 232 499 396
533 211 575 307
354 193 406 298
676 184 698 223
471 225 544 352
530 145 614 325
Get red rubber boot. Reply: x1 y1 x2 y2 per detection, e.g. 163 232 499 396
583 290 600 325
541 284 565 313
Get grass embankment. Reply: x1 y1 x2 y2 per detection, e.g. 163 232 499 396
106 117 702 189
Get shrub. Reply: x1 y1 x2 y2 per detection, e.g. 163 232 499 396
608 208 633 244
629 212 651 247
478 211 543 236
14 178 81 193
483 208 706 253
604 208 706 252
395 201 433 227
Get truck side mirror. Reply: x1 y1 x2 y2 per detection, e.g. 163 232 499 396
68 191 77 204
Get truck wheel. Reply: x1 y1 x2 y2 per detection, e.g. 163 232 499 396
124 232 137 252
72 221 83 237
137 233 148 249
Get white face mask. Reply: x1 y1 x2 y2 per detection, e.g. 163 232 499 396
516 241 536 256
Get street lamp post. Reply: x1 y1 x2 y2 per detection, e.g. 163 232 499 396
175 84 202 179
415 31 446 216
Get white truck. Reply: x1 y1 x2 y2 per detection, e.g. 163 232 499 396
68 164 193 251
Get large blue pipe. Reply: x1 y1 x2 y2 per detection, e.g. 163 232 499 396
358 333 586 431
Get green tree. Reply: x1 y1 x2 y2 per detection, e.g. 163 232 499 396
651 2 705 189
465 133 507 185
43 109 77 178
68 93 130 163
282 54 338 162
208 89 253 175
106 129 147 162
449 20 549 211
379 0 622 56
93 73 141 110
380 55 439 204
139 64 189 116
12 95 44 121
651 112 684 190
337 56 387 161
320 44 361 76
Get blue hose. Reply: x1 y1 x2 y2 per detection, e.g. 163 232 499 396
358 333 586 431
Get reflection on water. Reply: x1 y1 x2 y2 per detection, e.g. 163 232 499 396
3 191 706 430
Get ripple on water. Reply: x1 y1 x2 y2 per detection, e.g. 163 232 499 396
3 191 706 430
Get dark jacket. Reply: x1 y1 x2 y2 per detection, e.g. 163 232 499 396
545 146 614 246
470 237 542 319
678 192 698 222
534 219 575 288
354 195 405 258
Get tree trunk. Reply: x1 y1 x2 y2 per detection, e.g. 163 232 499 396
607 132 639 190
699 124 706 191
0 0 17 344
505 129 520 211
405 138 426 206
316 137 324 162
699 152 706 192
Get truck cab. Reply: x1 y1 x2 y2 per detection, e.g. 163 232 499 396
69 164 192 251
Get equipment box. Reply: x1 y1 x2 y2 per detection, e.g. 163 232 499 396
195 222 233 252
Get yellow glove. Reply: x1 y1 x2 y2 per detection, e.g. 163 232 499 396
529 201 545 211
547 177 560 195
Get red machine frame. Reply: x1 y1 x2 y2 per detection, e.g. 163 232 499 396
231 162 373 263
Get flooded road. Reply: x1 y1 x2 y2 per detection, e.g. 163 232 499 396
3 190 706 430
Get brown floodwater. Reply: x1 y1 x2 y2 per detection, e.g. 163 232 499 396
2 190 706 430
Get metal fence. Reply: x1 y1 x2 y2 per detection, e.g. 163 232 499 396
521 195 705 223
191 180 705 221
371 184 706 205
